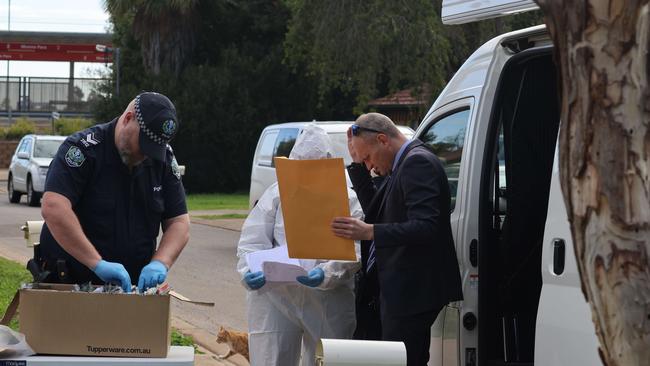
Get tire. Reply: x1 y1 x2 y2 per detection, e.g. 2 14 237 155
26 177 41 207
7 175 21 203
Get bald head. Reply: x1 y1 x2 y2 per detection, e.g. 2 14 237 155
350 112 408 176
355 112 402 140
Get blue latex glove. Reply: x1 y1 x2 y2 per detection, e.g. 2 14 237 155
138 260 168 292
296 267 325 287
93 260 132 293
244 271 266 290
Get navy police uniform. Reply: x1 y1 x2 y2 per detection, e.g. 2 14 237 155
38 119 187 284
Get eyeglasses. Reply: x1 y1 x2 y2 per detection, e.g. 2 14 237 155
351 124 383 136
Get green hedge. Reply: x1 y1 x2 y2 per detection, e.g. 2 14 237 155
54 118 94 136
0 118 36 140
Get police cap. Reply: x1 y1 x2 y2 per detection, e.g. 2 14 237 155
134 92 178 162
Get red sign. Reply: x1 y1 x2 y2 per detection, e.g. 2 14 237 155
0 42 113 63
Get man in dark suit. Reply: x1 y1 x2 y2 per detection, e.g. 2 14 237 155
332 112 463 366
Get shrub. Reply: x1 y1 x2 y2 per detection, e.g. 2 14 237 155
54 118 94 136
1 118 36 140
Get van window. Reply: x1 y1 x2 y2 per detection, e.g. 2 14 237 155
273 128 300 164
257 130 279 167
420 108 470 210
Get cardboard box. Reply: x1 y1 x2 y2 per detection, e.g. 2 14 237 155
18 284 170 358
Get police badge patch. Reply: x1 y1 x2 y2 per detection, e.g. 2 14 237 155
171 156 181 180
65 146 85 167
162 119 176 137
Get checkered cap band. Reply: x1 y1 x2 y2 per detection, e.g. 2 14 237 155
134 95 167 146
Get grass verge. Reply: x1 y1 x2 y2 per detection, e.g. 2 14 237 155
0 257 31 330
194 213 248 220
186 193 249 211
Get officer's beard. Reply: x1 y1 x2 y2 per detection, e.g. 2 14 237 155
118 148 133 167
119 149 146 169
117 136 144 168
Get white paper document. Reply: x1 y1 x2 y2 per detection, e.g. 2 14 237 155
246 246 311 283
246 246 301 273
263 261 308 282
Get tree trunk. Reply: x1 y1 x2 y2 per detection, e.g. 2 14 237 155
534 1 650 364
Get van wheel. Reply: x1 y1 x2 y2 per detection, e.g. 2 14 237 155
7 175 21 203
26 177 41 207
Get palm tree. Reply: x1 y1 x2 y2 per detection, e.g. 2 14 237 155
104 0 199 76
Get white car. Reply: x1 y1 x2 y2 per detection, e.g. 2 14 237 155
249 121 415 208
8 134 66 206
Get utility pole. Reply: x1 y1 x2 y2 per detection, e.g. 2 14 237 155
5 0 11 123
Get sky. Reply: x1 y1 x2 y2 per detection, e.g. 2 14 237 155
0 0 111 78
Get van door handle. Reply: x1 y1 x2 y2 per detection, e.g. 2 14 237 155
469 239 478 267
552 238 565 275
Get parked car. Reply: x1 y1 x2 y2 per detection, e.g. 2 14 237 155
249 121 415 208
8 134 66 206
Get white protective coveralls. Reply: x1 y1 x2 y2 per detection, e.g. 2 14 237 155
237 124 362 366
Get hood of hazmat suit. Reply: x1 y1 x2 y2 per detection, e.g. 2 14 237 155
237 124 362 366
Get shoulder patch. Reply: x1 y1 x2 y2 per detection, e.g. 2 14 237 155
65 146 86 167
73 131 101 148
171 156 181 180
85 133 100 145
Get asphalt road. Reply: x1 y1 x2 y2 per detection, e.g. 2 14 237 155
0 194 248 336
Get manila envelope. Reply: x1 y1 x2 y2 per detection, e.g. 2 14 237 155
274 157 356 260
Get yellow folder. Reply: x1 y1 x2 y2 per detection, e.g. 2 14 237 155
275 157 356 260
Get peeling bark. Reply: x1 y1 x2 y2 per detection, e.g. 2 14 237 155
535 0 650 364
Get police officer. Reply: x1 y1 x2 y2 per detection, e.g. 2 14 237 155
39 92 190 293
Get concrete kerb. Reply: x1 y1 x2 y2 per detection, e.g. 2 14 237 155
189 209 248 232
172 317 249 366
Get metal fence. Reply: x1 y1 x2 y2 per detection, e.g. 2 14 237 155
0 76 108 113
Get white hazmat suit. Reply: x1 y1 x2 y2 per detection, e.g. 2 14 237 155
237 125 362 366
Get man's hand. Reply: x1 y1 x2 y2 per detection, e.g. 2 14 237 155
331 217 373 240
138 260 168 292
347 127 362 163
92 260 132 292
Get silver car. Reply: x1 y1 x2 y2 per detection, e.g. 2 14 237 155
8 134 66 206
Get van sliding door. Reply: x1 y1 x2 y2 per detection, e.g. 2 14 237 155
418 98 473 366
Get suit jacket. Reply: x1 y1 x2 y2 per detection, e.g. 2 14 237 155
348 139 463 316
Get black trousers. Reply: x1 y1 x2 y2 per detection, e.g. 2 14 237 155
381 308 439 366
353 270 382 340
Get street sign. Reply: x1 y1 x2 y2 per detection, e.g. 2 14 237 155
51 111 60 120
0 42 113 63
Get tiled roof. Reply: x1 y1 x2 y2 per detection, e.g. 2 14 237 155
368 86 431 107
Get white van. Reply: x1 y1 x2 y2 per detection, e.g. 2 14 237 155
410 1 601 366
249 121 414 208
318 2 601 366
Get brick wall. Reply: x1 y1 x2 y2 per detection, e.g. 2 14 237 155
0 141 19 168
